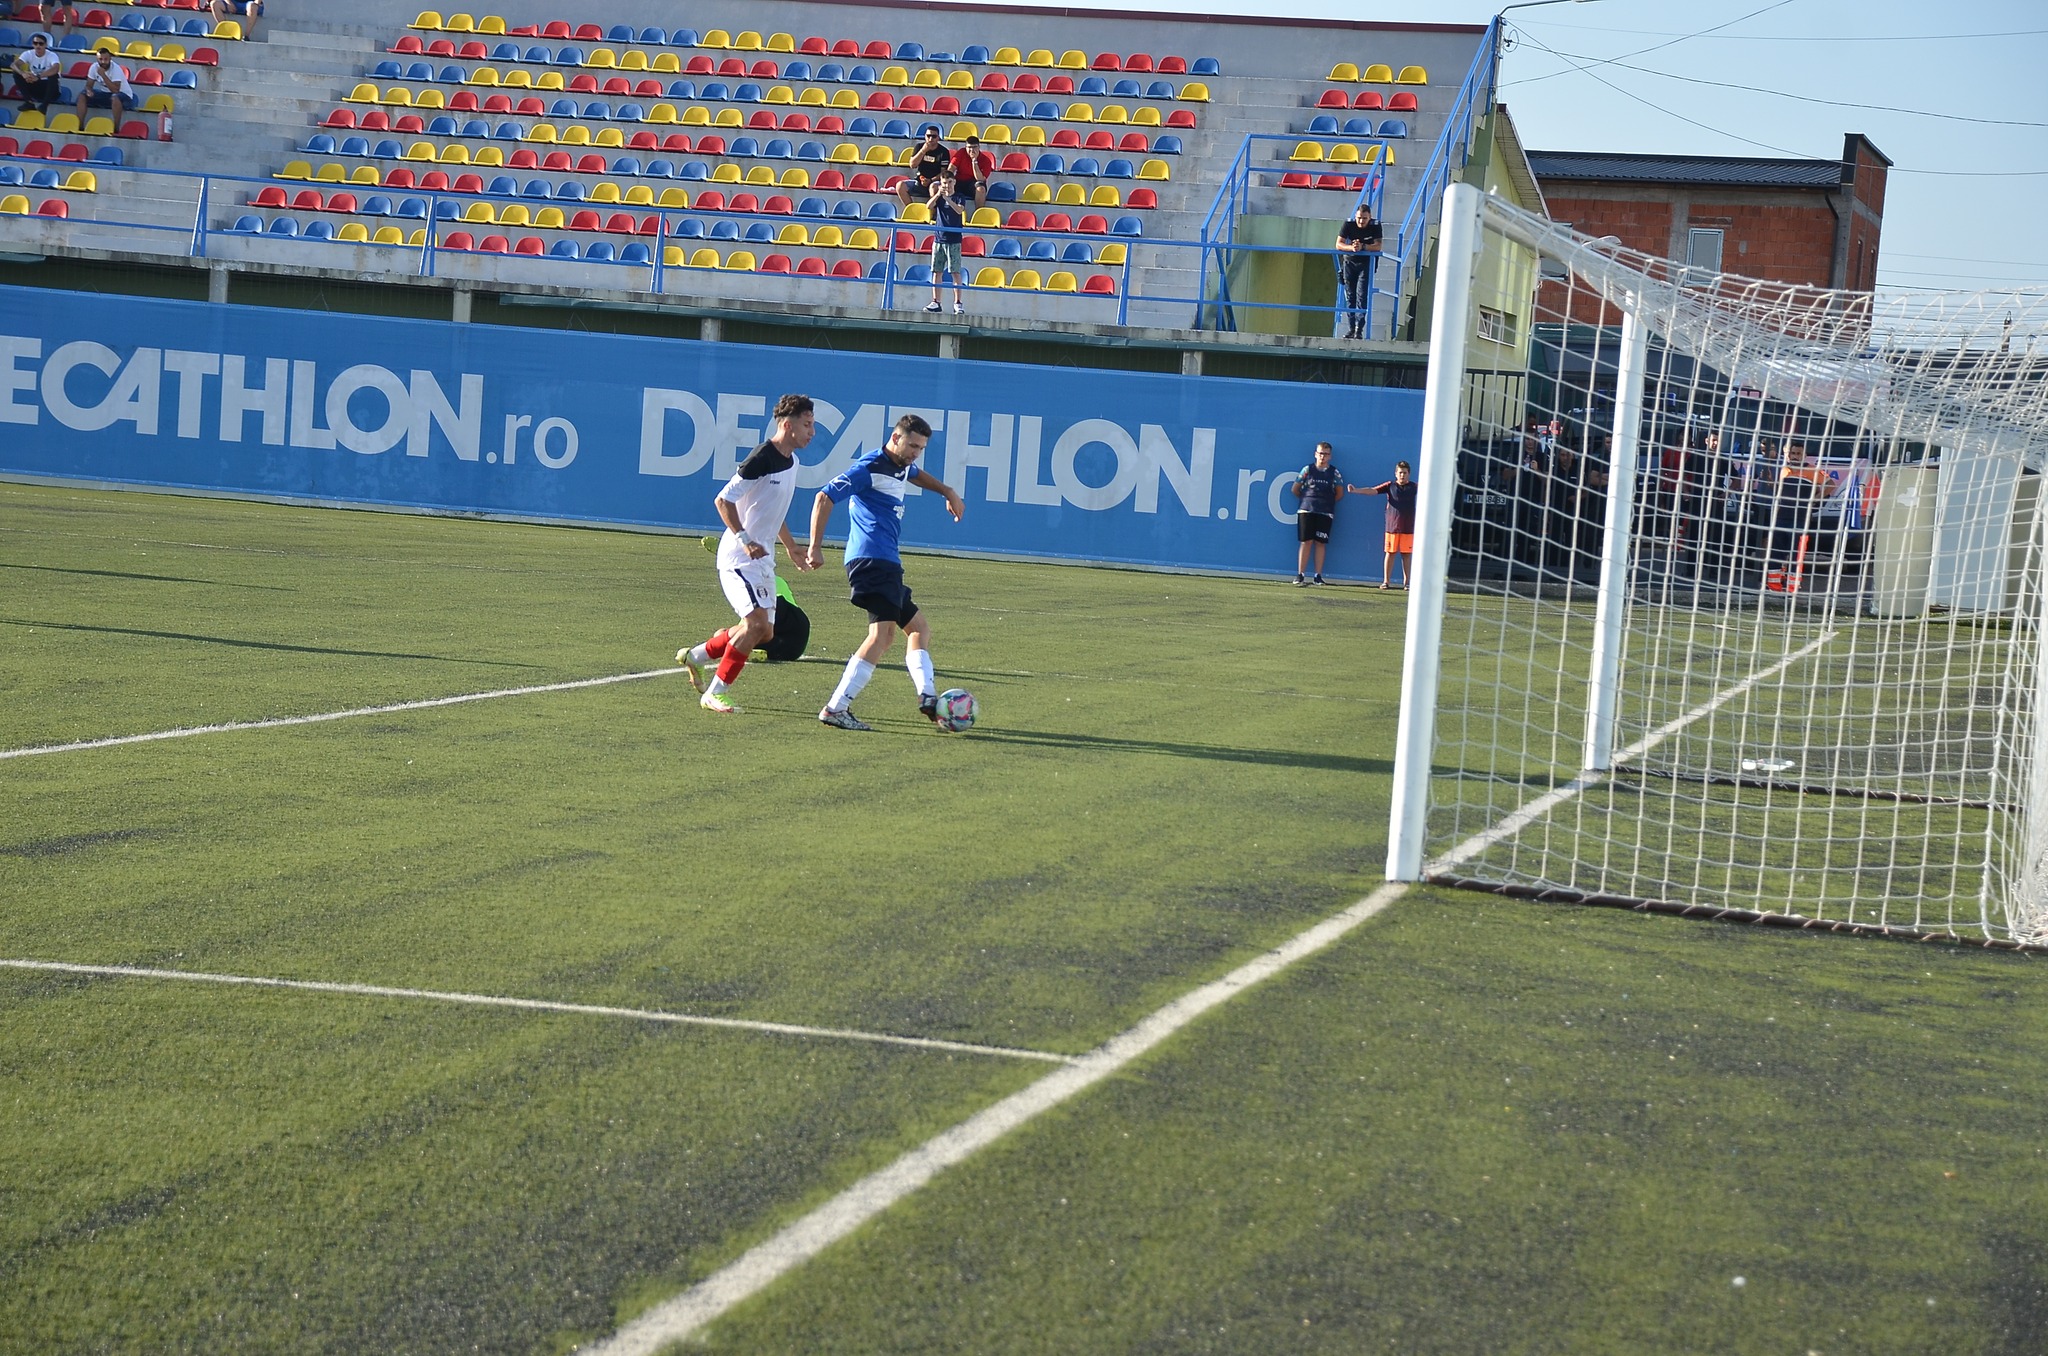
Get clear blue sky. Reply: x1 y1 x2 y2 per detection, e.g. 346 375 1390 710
1004 0 2048 300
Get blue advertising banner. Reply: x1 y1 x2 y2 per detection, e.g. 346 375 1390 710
0 289 1423 579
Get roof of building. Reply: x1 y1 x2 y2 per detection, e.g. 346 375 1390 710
1524 150 1846 190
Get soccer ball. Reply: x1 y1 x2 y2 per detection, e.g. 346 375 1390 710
934 687 978 733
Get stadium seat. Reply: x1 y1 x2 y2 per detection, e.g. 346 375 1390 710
1386 92 1418 113
1397 65 1429 84
1362 63 1394 82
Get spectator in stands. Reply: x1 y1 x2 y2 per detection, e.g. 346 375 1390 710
211 0 264 36
12 33 61 115
924 169 968 315
1770 441 1836 578
896 124 951 210
950 133 994 211
1335 202 1382 340
75 48 134 126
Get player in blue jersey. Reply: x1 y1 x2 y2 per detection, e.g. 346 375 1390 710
804 413 965 731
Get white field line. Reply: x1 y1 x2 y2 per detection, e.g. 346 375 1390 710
0 959 1072 1065
1425 629 1840 876
0 668 684 762
585 881 1411 1356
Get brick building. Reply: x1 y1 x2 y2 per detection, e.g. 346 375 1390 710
1526 133 1889 319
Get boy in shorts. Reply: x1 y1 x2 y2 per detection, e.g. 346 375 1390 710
924 169 968 315
1352 459 1417 589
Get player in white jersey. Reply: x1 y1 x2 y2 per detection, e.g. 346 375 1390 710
677 393 817 713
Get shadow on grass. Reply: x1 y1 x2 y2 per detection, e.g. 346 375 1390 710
0 562 293 591
968 725 1391 774
0 617 541 667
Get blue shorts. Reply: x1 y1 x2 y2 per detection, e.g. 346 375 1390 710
846 557 918 627
83 89 129 109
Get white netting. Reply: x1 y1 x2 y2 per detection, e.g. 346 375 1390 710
1402 191 2048 944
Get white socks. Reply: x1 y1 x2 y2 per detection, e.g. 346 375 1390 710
829 657 875 712
908 648 936 699
687 643 713 666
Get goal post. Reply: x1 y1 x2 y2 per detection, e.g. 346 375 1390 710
1389 182 2048 946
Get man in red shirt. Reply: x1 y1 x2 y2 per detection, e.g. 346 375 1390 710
949 133 994 210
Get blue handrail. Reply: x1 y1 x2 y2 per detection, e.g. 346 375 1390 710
1383 19 1501 340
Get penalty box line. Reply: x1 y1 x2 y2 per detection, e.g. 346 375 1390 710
0 667 686 762
0 959 1075 1065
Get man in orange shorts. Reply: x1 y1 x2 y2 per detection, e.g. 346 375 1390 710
1353 459 1417 589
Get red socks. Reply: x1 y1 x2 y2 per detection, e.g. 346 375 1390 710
702 630 731 660
716 648 747 685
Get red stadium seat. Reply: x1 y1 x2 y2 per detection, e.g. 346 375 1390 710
515 236 544 255
83 10 112 29
1126 54 1155 72
573 23 602 41
567 74 598 93
795 255 826 275
1165 110 1197 128
637 214 660 235
730 192 758 212
323 108 357 128
392 35 424 54
56 142 87 161
1083 273 1116 294
893 229 917 252
478 234 510 253
830 39 859 57
717 58 745 77
1004 209 1037 229
1279 171 1312 188
1118 133 1150 152
999 152 1029 172
0 137 13 157
696 135 725 155
1387 91 1419 112
1051 129 1080 148
514 97 545 115
1318 90 1348 109
384 167 417 188
684 55 714 75
189 47 218 66
961 236 985 257
799 37 828 55
1013 73 1042 93
628 131 658 150
862 40 891 59
815 169 845 190
634 80 663 97
1046 76 1074 95
830 258 862 277
1083 130 1113 150
328 192 358 213
426 39 456 56
932 96 960 116
418 170 450 190
452 173 482 193
541 21 569 39
541 151 572 170
748 110 777 128
134 68 164 86
1042 213 1073 232
1353 91 1384 110
35 196 66 218
849 172 880 193
1076 214 1107 234
568 209 600 231
781 112 811 131
601 77 630 96
575 153 606 173
604 211 636 233
361 110 392 131
442 230 474 249
817 115 845 134
1126 188 1157 209
750 60 778 79
393 115 425 133
1316 174 1349 190
695 190 726 211
864 91 894 110
117 121 149 139
899 95 928 113
459 41 488 60
252 185 287 207
763 194 793 214
1092 52 1121 70
979 72 1009 91
448 91 478 112
760 253 792 273
291 188 324 210
1157 56 1187 74
23 140 54 159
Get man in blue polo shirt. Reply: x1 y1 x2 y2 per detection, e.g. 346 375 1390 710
805 413 965 731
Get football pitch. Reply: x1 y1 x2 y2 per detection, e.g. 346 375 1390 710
5 479 2048 1355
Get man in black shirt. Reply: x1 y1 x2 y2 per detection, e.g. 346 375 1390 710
1288 441 1347 585
1335 203 1382 340
896 124 952 209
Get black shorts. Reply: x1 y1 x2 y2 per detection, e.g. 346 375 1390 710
846 557 919 627
1297 511 1333 543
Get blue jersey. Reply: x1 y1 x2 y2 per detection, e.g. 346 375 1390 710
822 447 914 563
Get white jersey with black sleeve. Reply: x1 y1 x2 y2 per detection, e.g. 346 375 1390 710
714 441 799 570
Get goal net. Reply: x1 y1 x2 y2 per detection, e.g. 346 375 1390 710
1389 184 2048 946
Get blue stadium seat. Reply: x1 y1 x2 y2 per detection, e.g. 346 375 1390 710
744 221 774 242
1032 101 1060 119
27 167 56 187
848 65 876 84
492 42 521 61
405 61 433 81
1103 159 1134 178
340 136 370 156
397 197 428 218
433 200 461 220
701 82 729 100
556 46 584 65
903 263 931 285
305 220 337 240
1112 215 1143 236
487 175 517 194
1033 153 1063 174
149 16 178 34
178 19 209 36
362 194 393 215
1026 239 1056 261
58 33 89 50
621 242 651 263
831 200 862 220
1112 79 1141 97
462 119 490 138
796 195 827 216
709 220 738 240
987 181 1016 202
611 156 641 176
896 42 925 61
586 241 617 261
998 99 1026 118
89 146 124 166
374 139 404 159
116 12 147 30
583 101 611 119
1378 119 1407 138
866 260 891 279
848 116 878 136
493 122 523 140
372 59 402 79
305 133 336 153
680 161 710 180
672 217 704 237
1145 80 1176 99
549 239 580 258
1342 117 1373 136
556 182 586 201
549 98 578 117
427 116 457 136
816 63 845 82
1061 241 1093 262
617 103 645 122
965 98 995 117
1153 135 1182 154
783 61 812 81
525 46 553 64
438 65 466 83
667 80 696 99
730 136 759 157
606 24 633 42
1078 77 1107 96
927 51 956 64
866 201 895 220
639 27 668 45
1071 156 1100 176
168 70 197 89
735 83 763 102
645 159 677 177
1308 115 1339 135
671 28 700 47
229 214 262 233
0 166 22 187
523 179 553 197
765 138 793 158
961 45 991 64
992 238 1021 259
1191 57 1221 74
266 216 300 236
881 118 912 138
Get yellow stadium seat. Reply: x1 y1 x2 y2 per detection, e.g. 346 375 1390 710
830 89 858 108
779 167 810 187
468 66 500 85
463 201 494 222
863 145 893 164
472 147 503 167
522 121 558 143
62 169 97 192
662 245 686 266
767 32 796 53
699 30 730 50
1097 242 1126 265
624 184 655 206
414 88 446 109
91 35 118 53
1099 105 1128 125
688 247 720 268
1397 65 1429 84
498 204 530 226
973 266 1006 288
1291 141 1324 163
212 21 242 40
991 47 1021 66
385 87 414 107
711 163 742 182
1328 143 1360 164
0 195 28 215
143 93 174 114
345 83 380 103
1132 107 1161 127
723 250 756 270
1020 183 1050 204
1329 61 1359 82
848 227 880 251
912 68 941 88
733 31 764 51
652 53 680 73
948 120 978 141
813 225 844 247
880 66 909 86
405 228 427 246
534 207 565 228
477 16 506 35
830 143 859 162
657 187 689 207
413 11 444 28
315 162 345 181
1362 63 1393 83
56 114 91 134
650 103 680 123
502 68 531 88
157 43 186 62
1045 271 1078 293
714 108 743 126
337 222 370 242
1064 103 1094 122
1009 268 1041 289
349 164 383 184
744 165 774 185
1179 82 1210 102
766 85 795 104
276 160 312 179
1024 49 1054 67
777 223 808 244
439 143 470 163
1057 50 1086 69
900 203 932 224
535 71 564 90
1088 185 1121 207
681 106 709 125
798 88 826 106
1015 125 1045 146
896 146 918 165
622 50 650 70
1139 158 1170 180
586 48 616 68
946 71 973 89
443 13 475 34
969 207 1001 227
561 125 590 145
594 128 623 147
980 125 1010 144
590 182 622 204
1054 183 1084 205
1361 144 1384 165
124 40 153 58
